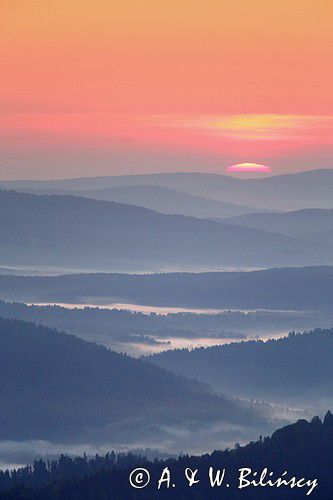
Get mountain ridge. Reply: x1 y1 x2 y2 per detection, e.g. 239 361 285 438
2 168 333 210
0 189 328 271
146 328 333 403
1 266 332 311
0 316 261 446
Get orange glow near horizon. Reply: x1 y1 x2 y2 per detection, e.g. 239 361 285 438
1 1 333 178
1 112 333 179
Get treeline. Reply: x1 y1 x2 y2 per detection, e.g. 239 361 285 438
0 413 332 499
1 267 333 311
0 451 149 491
1 300 330 345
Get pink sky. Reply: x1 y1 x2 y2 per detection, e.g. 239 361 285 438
1 113 333 179
1 1 333 179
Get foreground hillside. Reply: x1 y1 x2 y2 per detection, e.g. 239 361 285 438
147 329 333 404
0 190 331 272
0 317 262 449
1 413 332 499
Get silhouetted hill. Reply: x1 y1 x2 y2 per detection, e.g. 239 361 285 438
0 172 234 191
10 185 268 218
0 189 328 272
1 413 332 499
147 329 333 403
0 317 262 445
0 267 333 311
223 209 333 236
67 185 263 217
2 168 333 210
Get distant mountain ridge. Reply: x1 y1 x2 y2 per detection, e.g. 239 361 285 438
1 300 332 349
68 184 263 217
5 184 269 218
222 208 333 236
0 189 329 272
0 266 332 311
2 168 333 210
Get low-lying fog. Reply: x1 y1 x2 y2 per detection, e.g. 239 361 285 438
0 402 321 471
27 301 306 356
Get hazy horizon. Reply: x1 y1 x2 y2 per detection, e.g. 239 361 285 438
1 166 333 182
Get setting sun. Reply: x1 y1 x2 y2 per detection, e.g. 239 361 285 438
227 162 272 173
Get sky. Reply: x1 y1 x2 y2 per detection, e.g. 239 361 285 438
1 0 333 179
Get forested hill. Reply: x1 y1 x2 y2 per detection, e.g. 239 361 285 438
0 189 330 271
0 317 261 444
0 266 333 311
0 300 331 345
147 329 333 403
1 413 332 499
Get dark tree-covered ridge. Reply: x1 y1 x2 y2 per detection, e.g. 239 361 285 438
0 413 332 499
0 317 262 443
